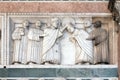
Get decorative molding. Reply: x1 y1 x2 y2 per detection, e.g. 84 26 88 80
7 13 112 17
6 65 117 68
0 0 109 2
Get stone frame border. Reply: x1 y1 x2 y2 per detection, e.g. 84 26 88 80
0 13 117 66
0 12 117 80
7 13 111 17
6 13 112 65
0 1 109 2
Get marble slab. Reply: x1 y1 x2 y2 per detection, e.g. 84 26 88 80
0 66 117 78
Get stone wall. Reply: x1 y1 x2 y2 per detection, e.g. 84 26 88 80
0 2 109 13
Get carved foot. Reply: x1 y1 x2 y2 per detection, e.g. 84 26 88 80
14 63 22 65
84 62 90 65
76 63 82 65
42 61 58 65
26 61 37 65
28 62 36 65
95 62 109 65
76 61 91 65
44 62 53 65
12 61 22 65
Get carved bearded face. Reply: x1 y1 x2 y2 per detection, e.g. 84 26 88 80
94 21 102 28
22 20 29 28
52 22 58 29
51 18 60 29
35 21 42 28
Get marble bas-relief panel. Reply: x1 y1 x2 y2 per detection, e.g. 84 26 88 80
92 17 118 65
8 17 48 65
7 14 117 65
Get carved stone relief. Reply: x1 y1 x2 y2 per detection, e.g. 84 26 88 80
0 13 114 66
87 21 109 64
0 13 117 80
7 16 115 65
61 17 94 65
10 17 95 65
41 18 65 65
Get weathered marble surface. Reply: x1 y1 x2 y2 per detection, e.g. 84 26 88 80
10 17 95 65
0 65 118 78
0 13 118 80
0 2 109 13
0 68 117 78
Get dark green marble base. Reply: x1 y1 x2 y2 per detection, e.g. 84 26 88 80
0 68 118 78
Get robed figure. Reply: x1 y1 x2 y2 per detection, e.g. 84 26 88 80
87 21 109 64
41 18 66 65
65 23 93 65
12 27 24 64
26 21 43 65
12 20 29 64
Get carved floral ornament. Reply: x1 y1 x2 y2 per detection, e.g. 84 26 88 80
11 17 109 65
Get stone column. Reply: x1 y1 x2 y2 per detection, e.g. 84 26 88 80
118 31 120 80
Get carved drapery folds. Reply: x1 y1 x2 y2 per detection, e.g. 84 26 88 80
11 17 110 65
87 21 109 64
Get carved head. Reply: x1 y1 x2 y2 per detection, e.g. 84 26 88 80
18 28 24 35
51 18 60 29
35 20 42 28
93 21 102 28
66 23 75 33
22 20 29 28
14 27 24 36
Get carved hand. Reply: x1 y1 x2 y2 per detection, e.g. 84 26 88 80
21 32 24 36
60 26 67 32
39 34 49 38
69 37 75 43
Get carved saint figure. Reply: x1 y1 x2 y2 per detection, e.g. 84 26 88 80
26 20 43 65
12 27 24 64
87 21 109 64
65 23 93 65
41 18 66 65
12 20 29 64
